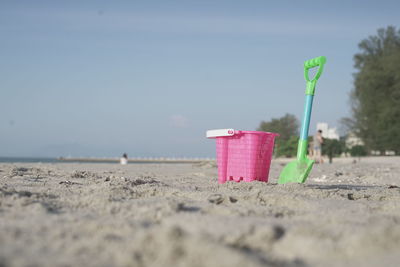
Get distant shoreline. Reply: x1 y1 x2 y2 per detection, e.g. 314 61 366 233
1 156 398 164
57 157 212 164
0 157 214 164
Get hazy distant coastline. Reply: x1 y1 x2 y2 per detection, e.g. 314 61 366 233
0 157 213 164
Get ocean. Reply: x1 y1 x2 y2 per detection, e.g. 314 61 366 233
0 157 58 163
0 157 211 164
0 157 118 164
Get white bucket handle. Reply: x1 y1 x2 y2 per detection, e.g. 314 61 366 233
206 129 236 138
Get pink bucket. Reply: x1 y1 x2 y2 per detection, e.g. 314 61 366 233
207 129 279 184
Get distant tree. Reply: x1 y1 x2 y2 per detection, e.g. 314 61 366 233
350 145 368 157
278 136 299 157
257 113 299 157
345 26 400 154
322 139 344 163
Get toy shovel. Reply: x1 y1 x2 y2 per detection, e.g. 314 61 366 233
278 56 326 184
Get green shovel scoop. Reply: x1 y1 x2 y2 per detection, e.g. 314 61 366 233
278 56 327 184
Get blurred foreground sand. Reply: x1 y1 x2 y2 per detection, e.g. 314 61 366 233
1 157 399 267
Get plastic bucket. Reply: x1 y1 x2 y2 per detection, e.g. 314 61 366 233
207 129 279 184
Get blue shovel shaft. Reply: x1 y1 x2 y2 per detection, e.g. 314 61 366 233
300 95 314 141
297 94 314 160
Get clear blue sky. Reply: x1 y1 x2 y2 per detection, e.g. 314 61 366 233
1 0 400 158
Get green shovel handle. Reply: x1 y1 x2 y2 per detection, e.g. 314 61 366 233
304 56 326 95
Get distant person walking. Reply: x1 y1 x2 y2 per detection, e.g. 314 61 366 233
313 130 324 163
120 153 128 165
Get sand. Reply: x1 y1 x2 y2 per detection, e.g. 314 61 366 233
0 157 400 267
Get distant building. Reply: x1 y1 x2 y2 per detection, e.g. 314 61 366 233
345 132 364 148
316 122 339 140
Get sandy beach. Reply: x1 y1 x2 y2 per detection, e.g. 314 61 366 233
1 157 399 267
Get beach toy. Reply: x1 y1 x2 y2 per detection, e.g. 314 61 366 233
278 56 327 184
207 129 279 184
